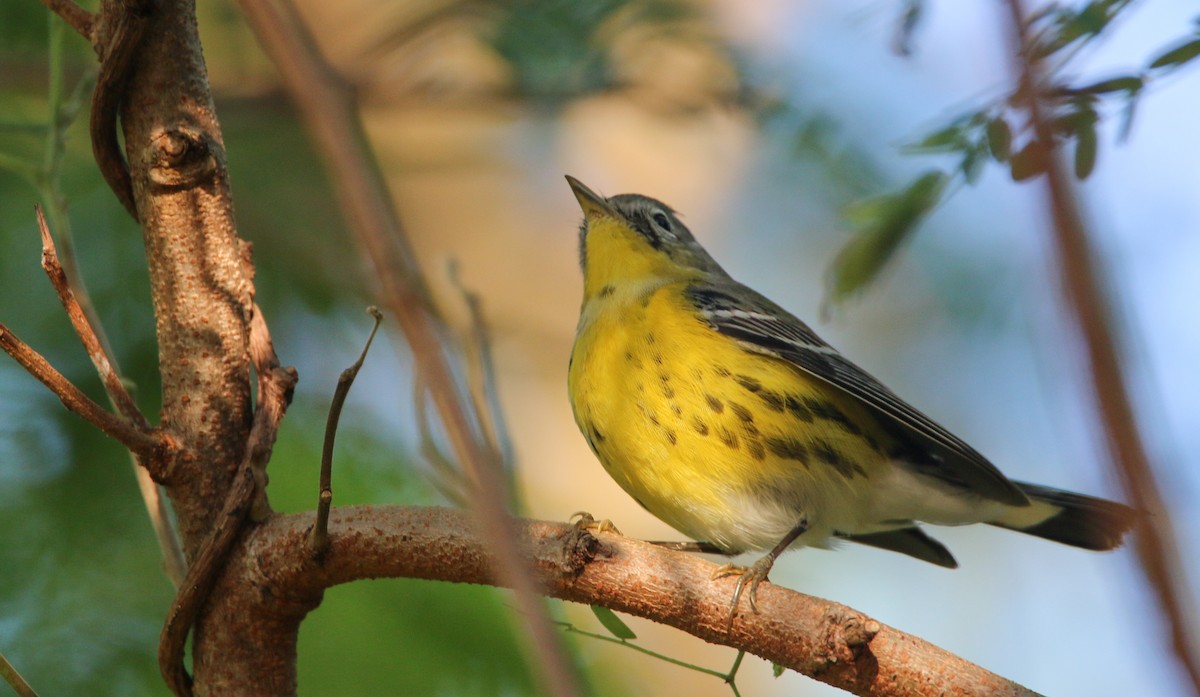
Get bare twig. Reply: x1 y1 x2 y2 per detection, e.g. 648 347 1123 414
233 507 1043 697
311 306 384 557
37 206 146 427
1003 1 1200 692
0 322 163 458
36 205 187 584
0 647 39 697
90 0 153 220
235 2 583 695
39 0 94 38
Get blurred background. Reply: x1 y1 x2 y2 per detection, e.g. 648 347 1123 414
1 0 1197 695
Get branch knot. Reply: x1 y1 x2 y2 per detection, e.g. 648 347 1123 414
146 126 219 189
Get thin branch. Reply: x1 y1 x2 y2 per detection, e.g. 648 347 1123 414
231 507 1043 697
235 2 584 696
39 205 186 583
89 0 152 220
0 647 39 697
1003 1 1200 693
37 206 147 427
39 0 94 39
0 322 163 458
311 306 383 557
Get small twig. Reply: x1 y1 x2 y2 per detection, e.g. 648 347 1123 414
37 206 147 427
39 206 186 582
39 0 95 38
447 262 515 481
310 306 383 557
158 302 296 697
89 0 153 220
414 373 469 505
0 647 39 697
0 322 163 458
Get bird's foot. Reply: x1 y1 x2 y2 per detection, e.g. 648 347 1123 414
712 554 776 629
570 511 622 536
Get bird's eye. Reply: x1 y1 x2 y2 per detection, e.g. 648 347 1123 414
651 211 671 231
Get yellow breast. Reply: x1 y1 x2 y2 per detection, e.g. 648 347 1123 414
568 279 890 552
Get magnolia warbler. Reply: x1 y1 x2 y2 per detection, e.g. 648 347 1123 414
565 175 1137 619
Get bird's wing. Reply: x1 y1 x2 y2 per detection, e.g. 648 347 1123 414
686 283 1029 506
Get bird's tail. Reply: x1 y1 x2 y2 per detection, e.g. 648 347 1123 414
989 481 1138 551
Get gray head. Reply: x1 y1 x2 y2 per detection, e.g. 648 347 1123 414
566 176 728 277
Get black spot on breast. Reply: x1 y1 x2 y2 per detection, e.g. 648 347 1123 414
705 394 724 414
599 284 615 298
714 365 731 377
758 389 785 412
748 439 765 461
735 375 761 392
691 417 709 436
729 401 754 423
767 436 809 466
666 430 677 445
652 353 664 366
785 395 813 422
717 426 739 449
813 438 862 478
670 403 683 417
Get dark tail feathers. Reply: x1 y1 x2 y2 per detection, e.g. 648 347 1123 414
991 481 1138 551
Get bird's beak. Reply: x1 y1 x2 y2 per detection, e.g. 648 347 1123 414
566 175 619 222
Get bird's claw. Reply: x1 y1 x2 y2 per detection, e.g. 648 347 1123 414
570 511 622 536
713 556 774 629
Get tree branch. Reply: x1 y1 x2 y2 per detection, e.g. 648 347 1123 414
89 0 151 220
38 0 94 39
207 506 1043 697
1002 1 1200 692
0 321 165 459
36 206 147 428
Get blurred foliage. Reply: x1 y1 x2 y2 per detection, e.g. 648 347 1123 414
822 1 1200 309
489 0 705 101
3 0 1191 694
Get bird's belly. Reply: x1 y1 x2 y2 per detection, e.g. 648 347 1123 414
569 293 887 553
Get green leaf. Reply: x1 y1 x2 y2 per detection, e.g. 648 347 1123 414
1149 38 1200 70
590 606 637 640
772 663 785 678
1078 75 1143 94
1117 92 1139 142
985 117 1012 162
824 170 947 306
1074 122 1098 179
961 145 985 185
906 123 967 154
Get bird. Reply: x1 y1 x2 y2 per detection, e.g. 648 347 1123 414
563 175 1137 621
